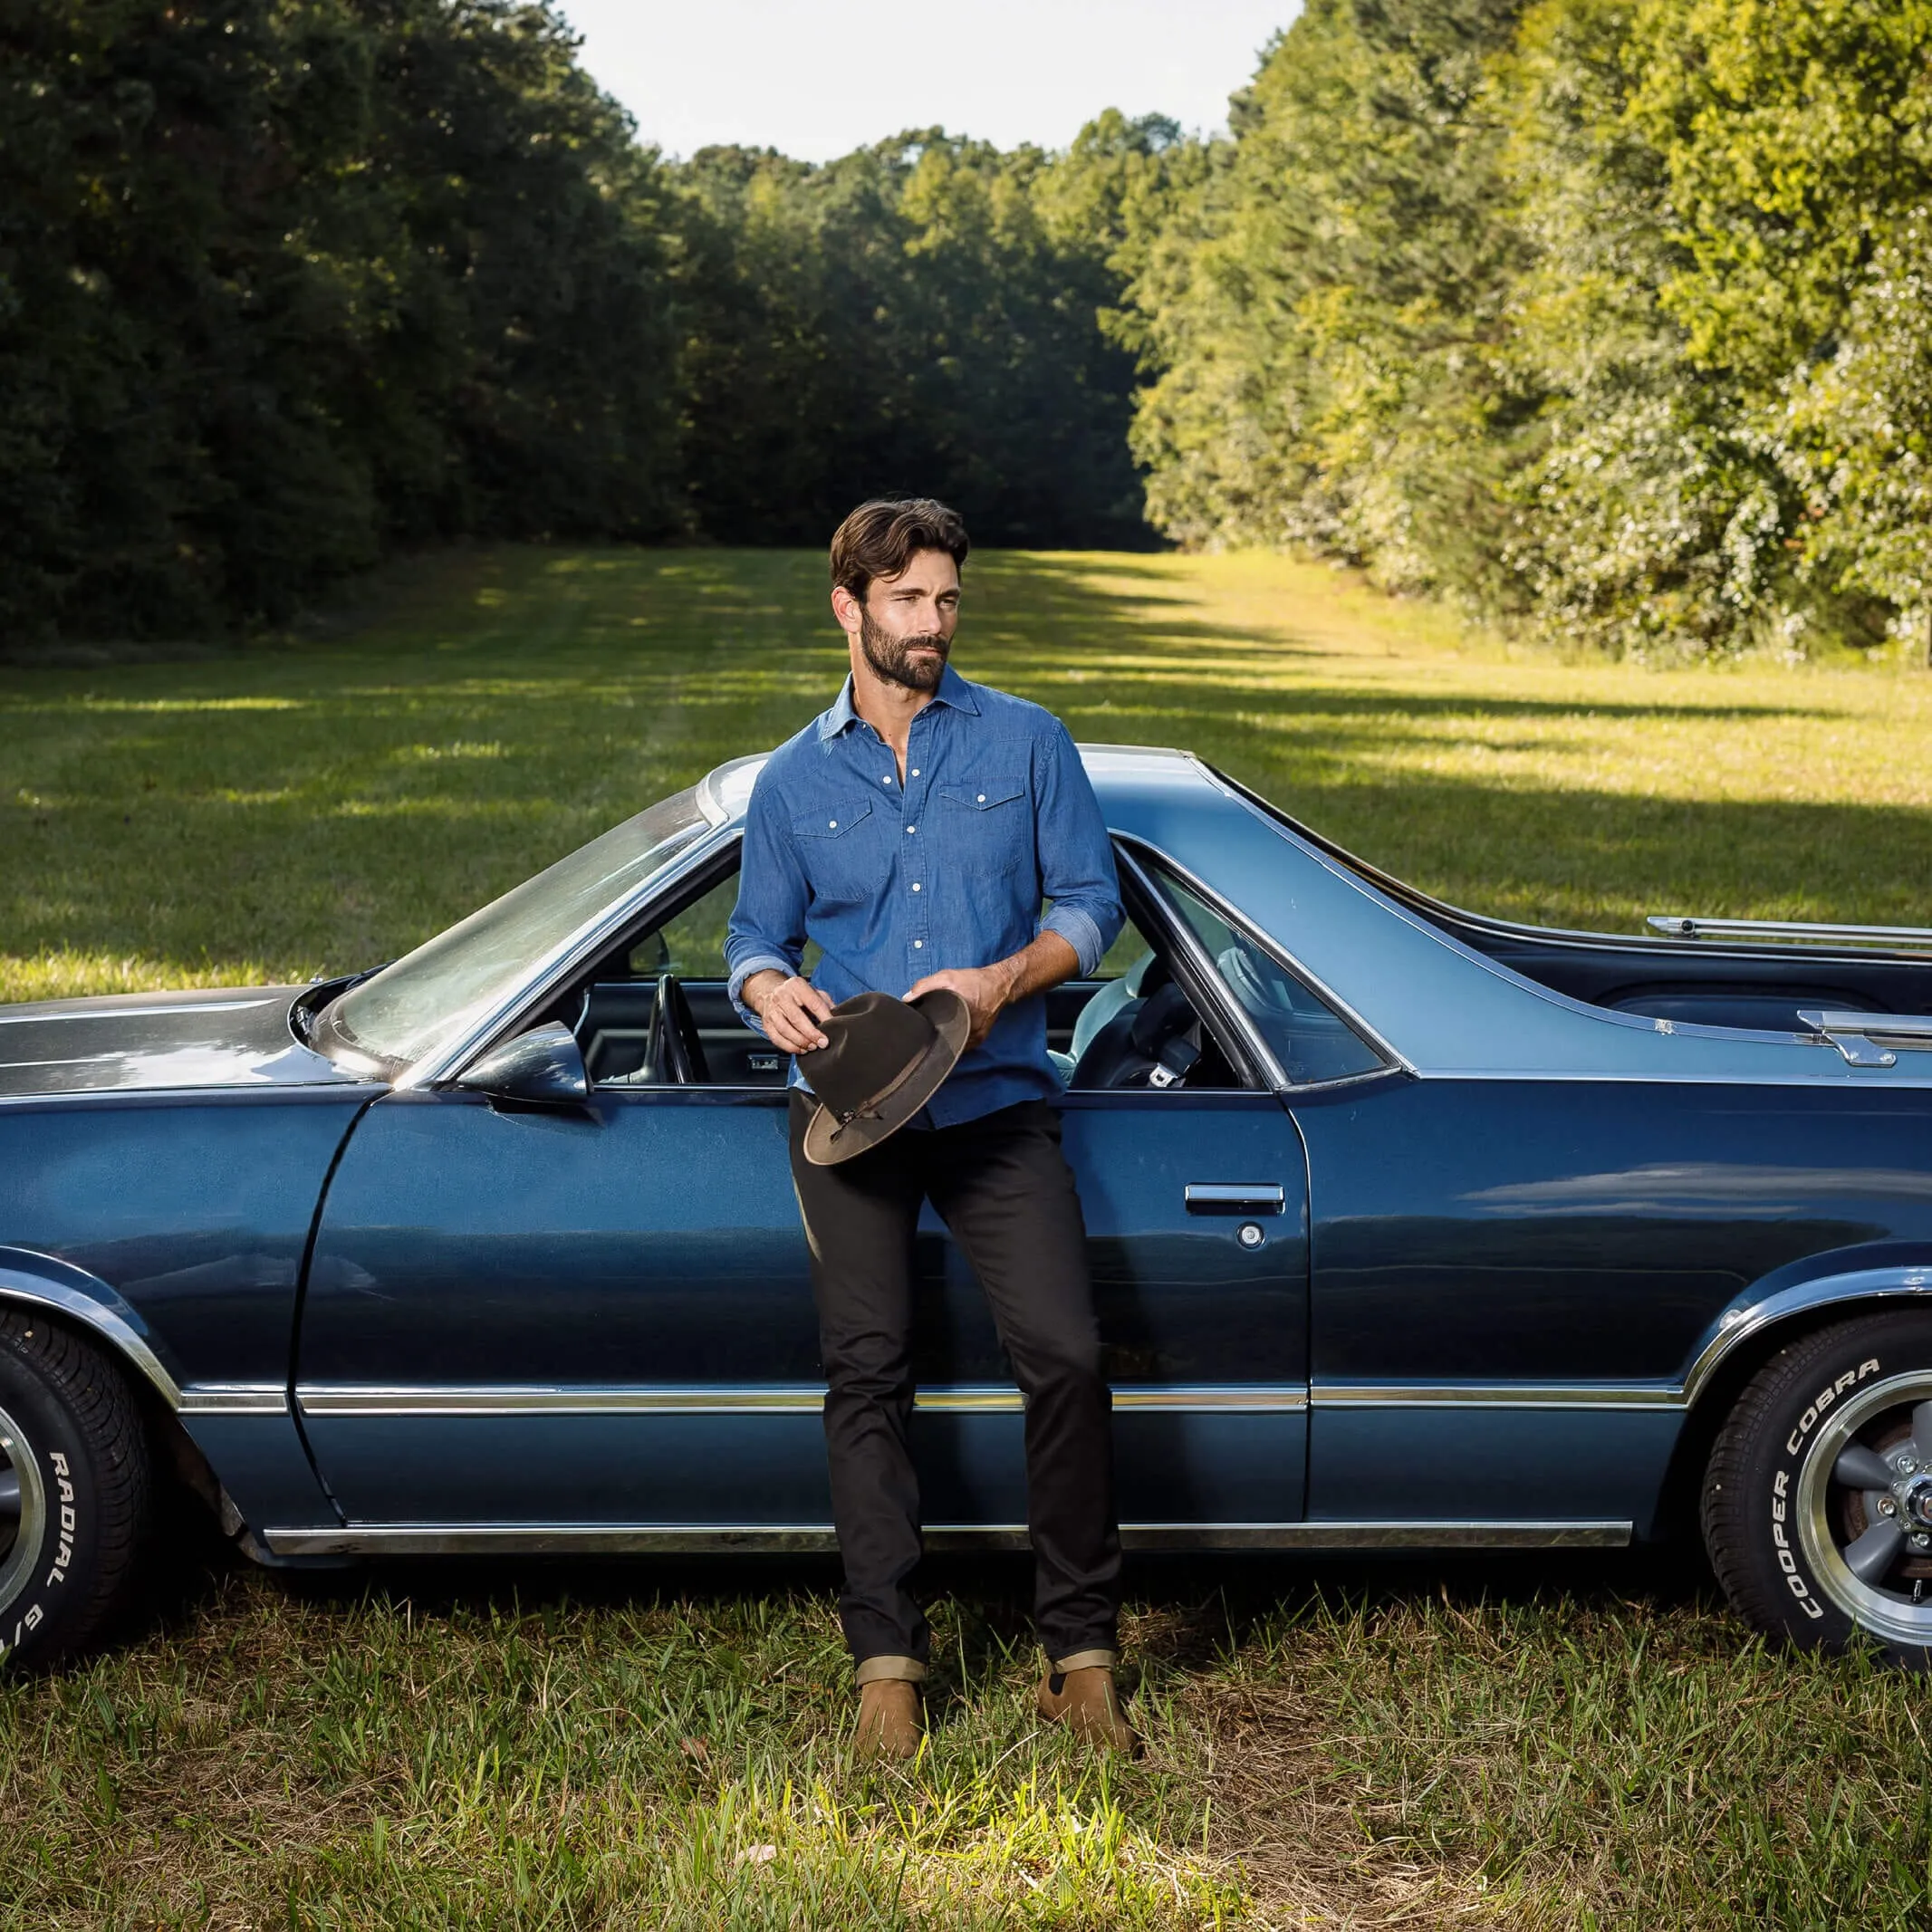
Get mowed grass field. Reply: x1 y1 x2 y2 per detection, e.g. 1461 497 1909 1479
5 548 1932 1927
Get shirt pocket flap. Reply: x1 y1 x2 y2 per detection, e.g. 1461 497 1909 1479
937 774 1027 810
793 799 875 839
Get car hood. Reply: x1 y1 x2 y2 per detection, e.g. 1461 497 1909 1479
0 985 372 1098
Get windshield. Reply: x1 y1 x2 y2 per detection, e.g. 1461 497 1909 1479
318 786 715 1075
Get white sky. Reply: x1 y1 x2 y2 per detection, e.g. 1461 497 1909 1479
553 1 1295 161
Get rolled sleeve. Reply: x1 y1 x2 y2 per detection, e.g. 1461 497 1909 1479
1033 719 1123 976
725 770 809 1033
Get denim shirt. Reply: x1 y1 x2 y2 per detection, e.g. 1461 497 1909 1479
724 664 1125 1128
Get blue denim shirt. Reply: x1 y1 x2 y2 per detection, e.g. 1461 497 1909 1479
724 664 1124 1127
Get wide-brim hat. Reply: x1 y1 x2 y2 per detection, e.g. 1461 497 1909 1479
799 986 971 1165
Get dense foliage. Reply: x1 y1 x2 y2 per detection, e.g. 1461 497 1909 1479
0 2 1165 639
1125 0 1932 658
10 0 1932 655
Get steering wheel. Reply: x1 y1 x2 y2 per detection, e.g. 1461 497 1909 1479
645 973 711 1084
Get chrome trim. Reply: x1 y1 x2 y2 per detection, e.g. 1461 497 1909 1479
0 1270 183 1408
400 821 738 1093
1113 1385 1306 1412
0 1396 50 1622
1800 1009 1932 1069
294 1381 1311 1417
1650 916 1932 951
178 1384 290 1417
261 1516 1629 1559
1119 838 1412 1084
1680 1268 1932 1409
1184 1182 1287 1216
1110 841 1287 1091
1313 1381 1683 1411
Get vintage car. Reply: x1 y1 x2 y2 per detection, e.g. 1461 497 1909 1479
5 746 1932 1669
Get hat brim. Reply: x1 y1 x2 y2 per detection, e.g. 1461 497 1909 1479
801 988 972 1165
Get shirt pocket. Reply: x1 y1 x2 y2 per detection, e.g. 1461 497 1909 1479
935 773 1032 877
791 796 884 904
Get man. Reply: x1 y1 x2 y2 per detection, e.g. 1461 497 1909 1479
724 497 1135 1762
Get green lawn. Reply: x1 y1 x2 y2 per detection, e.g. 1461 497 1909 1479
5 549 1932 1927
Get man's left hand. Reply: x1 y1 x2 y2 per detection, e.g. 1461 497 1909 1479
904 962 1017 1049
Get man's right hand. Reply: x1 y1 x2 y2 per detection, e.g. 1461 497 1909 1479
743 970 833 1053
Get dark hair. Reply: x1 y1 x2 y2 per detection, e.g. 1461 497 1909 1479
829 498 970 603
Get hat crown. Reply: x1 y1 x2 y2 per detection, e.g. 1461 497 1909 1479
798 991 937 1119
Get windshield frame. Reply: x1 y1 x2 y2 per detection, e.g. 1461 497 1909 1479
314 761 763 1089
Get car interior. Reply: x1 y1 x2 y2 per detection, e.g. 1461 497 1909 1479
532 842 1386 1092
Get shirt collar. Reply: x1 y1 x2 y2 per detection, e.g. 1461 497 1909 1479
816 660 980 740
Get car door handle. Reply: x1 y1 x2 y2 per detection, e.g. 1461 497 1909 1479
1184 1183 1286 1216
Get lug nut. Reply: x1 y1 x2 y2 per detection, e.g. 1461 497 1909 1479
1880 1498 1898 1516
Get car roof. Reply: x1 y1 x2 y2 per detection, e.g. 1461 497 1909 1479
697 743 1226 828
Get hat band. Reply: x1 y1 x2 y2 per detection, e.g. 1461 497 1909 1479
826 1035 937 1143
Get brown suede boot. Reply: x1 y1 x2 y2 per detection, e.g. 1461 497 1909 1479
853 1678 923 1764
1036 1663 1139 1754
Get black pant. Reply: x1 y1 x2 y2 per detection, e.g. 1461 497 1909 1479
787 1089 1122 1673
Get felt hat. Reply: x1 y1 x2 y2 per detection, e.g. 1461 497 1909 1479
798 987 970 1165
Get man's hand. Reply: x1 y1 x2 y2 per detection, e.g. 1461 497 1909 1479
743 969 833 1053
906 931 1081 1049
902 961 1019 1050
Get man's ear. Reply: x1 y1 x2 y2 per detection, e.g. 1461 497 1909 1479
831 584 864 637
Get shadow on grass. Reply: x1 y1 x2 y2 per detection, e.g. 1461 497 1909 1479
129 1540 1717 1704
5 543 1923 987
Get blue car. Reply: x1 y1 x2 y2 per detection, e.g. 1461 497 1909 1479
5 746 1932 1668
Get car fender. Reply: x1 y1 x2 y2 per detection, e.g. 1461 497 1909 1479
0 1245 185 1407
1681 1254 1932 1411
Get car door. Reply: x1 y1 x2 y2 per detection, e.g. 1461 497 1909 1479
292 848 1321 1543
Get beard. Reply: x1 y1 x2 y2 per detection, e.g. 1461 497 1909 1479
860 608 949 692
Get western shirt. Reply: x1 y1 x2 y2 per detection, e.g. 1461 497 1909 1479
724 664 1125 1127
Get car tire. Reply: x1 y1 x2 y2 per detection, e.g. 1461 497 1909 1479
1704 1311 1932 1668
0 1306 151 1668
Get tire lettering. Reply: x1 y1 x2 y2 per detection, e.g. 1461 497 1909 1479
50 1452 67 1476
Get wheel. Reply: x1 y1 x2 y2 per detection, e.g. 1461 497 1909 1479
1704 1311 1932 1666
0 1307 150 1668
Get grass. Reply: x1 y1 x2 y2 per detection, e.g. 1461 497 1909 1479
4 546 1932 1926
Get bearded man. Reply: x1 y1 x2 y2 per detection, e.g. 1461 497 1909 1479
724 498 1135 1761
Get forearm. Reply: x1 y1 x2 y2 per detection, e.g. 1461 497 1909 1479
989 929 1081 1007
738 967 788 1017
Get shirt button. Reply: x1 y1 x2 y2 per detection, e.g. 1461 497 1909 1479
910 768 920 777
883 775 892 784
976 793 985 803
906 825 916 834
914 938 923 948
911 882 920 891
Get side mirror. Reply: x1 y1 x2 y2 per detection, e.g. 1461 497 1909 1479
453 1023 589 1106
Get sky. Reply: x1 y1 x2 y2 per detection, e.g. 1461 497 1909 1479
553 1 1294 162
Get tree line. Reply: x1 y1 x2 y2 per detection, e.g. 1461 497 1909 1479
7 1 1930 658
1124 0 1932 658
0 0 1161 640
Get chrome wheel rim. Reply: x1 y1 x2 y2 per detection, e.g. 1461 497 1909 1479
0 1399 47 1619
1797 1370 1932 1648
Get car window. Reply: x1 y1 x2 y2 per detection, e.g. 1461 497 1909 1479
628 873 822 982
1150 863 1386 1085
320 787 711 1075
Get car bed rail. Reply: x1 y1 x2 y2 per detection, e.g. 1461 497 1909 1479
1648 916 1932 952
